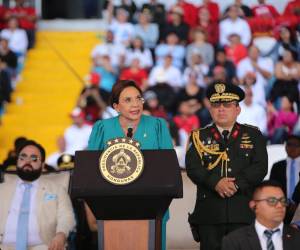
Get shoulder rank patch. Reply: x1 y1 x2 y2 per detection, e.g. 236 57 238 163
243 123 260 130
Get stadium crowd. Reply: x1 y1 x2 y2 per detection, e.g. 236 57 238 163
0 0 37 122
65 0 300 168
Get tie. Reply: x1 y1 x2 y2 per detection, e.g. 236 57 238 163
264 229 279 250
289 159 296 201
222 130 230 144
16 183 32 250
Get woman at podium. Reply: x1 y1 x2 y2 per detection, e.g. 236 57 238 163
87 79 173 250
88 80 173 150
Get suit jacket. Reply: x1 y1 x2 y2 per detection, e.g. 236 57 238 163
292 204 300 224
0 174 76 246
270 160 300 204
222 224 300 250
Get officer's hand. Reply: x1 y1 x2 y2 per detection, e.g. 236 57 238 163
215 178 237 198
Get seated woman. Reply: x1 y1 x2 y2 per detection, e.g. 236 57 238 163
268 26 300 62
125 37 153 69
86 80 173 250
267 95 298 144
269 48 300 106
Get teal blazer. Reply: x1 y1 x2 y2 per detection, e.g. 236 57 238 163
88 114 173 150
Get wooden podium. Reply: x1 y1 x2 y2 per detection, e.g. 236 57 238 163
71 150 183 250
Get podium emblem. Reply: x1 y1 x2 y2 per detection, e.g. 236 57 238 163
99 138 144 185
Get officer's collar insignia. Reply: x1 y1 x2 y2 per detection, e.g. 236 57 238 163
231 124 240 139
232 130 239 139
210 127 221 140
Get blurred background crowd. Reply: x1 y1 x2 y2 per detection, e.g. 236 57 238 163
1 0 300 169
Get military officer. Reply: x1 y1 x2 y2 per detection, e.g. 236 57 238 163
186 82 268 250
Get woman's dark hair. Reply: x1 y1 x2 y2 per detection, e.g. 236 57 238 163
110 80 143 107
130 36 145 52
282 47 298 61
279 25 298 45
17 139 46 162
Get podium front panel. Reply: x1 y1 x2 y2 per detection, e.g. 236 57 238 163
71 150 183 220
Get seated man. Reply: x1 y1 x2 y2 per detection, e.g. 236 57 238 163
222 180 300 250
0 140 76 250
270 134 300 223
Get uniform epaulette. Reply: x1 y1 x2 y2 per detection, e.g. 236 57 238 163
243 123 260 130
192 124 212 133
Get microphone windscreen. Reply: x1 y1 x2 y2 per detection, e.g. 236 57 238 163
127 127 133 138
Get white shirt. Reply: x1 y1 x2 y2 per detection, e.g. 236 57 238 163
102 106 118 120
250 80 267 108
182 64 209 88
64 124 92 155
46 151 63 169
286 156 300 200
91 43 126 68
255 220 283 250
1 28 28 54
237 57 274 87
238 102 267 135
109 20 135 46
219 17 251 47
148 65 183 88
125 48 153 69
3 179 43 246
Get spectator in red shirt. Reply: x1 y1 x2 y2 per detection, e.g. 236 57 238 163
173 100 200 135
197 0 219 22
119 57 148 91
169 0 198 28
283 0 300 17
194 7 219 46
143 90 168 119
252 0 279 18
225 33 248 66
0 5 6 30
5 0 37 49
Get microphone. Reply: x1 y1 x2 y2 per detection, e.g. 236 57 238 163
127 125 133 138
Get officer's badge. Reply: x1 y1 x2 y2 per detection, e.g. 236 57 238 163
215 83 226 94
